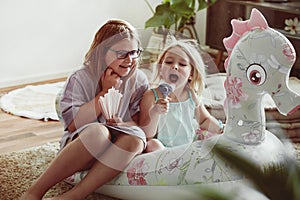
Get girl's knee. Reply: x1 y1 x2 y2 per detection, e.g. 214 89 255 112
83 123 110 140
79 123 111 153
117 135 144 154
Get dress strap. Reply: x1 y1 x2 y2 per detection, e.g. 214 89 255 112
188 90 196 106
151 88 159 102
188 90 193 100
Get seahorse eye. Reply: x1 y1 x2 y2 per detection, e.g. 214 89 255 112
246 64 266 86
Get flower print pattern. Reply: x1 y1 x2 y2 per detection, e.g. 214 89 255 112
224 75 248 108
241 129 260 143
165 158 183 174
195 129 217 140
282 44 296 62
284 17 300 35
127 158 148 185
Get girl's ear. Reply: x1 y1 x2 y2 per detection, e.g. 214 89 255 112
189 67 195 82
188 73 193 82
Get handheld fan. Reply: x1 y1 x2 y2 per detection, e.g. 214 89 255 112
157 83 175 98
98 87 123 119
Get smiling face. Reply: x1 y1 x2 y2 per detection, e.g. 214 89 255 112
105 38 139 77
160 46 192 88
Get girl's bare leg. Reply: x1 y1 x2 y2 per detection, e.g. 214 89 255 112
46 133 144 200
19 124 111 200
145 138 165 153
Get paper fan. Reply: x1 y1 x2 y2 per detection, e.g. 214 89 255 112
98 87 123 119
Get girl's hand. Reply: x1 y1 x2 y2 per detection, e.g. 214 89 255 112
106 117 123 126
101 68 123 93
106 116 137 127
152 98 170 114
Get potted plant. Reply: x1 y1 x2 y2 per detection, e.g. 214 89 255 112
144 0 217 42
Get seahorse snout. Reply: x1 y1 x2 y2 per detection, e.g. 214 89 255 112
272 90 300 116
288 104 300 115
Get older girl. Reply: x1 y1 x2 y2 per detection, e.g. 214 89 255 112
20 19 149 200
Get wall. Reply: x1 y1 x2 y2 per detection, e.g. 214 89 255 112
0 0 207 88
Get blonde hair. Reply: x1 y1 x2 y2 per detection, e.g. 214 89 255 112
152 39 206 96
84 19 142 79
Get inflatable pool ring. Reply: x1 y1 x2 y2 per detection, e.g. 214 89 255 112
65 9 300 200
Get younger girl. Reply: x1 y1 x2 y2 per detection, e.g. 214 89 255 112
139 39 223 152
20 19 149 199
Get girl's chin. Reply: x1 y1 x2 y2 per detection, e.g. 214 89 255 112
118 68 131 76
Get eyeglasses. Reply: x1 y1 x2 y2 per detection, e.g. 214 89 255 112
109 49 142 59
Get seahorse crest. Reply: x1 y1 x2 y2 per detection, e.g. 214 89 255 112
223 8 269 70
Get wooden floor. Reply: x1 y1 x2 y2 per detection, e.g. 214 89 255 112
0 78 66 154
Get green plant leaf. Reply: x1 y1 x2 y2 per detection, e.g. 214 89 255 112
213 144 300 200
169 0 195 31
144 0 217 32
170 0 195 16
197 0 217 11
145 3 176 29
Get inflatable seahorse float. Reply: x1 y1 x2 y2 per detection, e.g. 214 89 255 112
66 9 300 200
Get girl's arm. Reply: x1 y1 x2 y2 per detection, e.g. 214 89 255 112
139 90 160 138
67 90 107 132
139 89 169 138
195 103 224 134
67 68 122 132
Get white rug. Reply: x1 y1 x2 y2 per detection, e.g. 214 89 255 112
0 82 65 121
